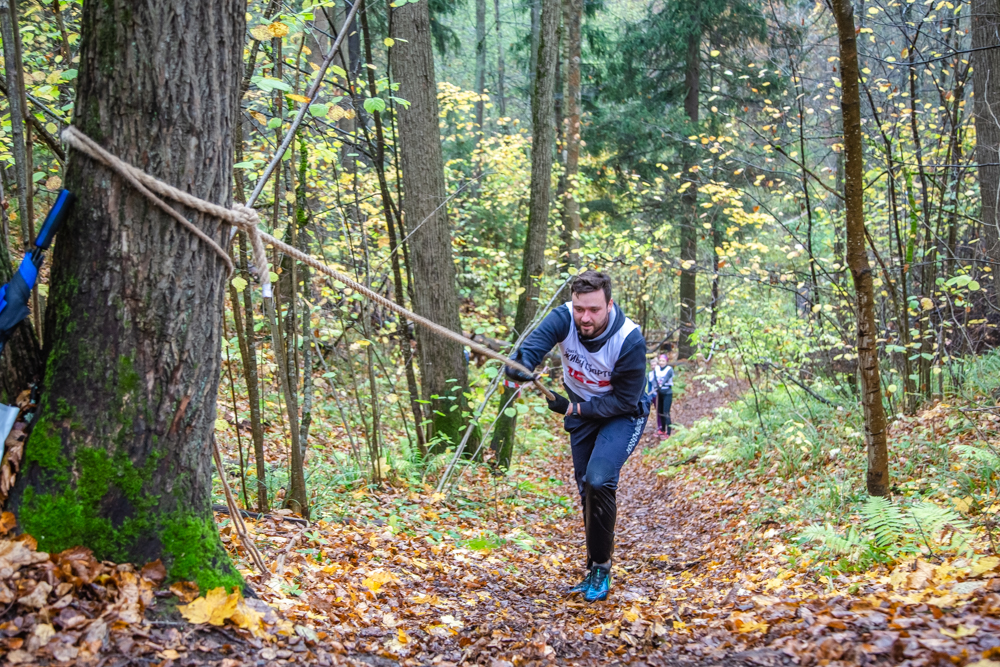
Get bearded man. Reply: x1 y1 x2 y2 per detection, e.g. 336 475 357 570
505 270 650 602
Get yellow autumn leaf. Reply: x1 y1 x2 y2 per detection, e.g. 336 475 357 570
328 106 345 121
623 608 638 623
731 616 768 634
384 37 395 47
231 600 268 638
362 570 399 594
920 297 934 311
972 556 1000 577
287 93 311 104
178 587 241 626
267 22 289 38
939 624 977 638
250 111 267 125
45 70 65 84
672 620 687 630
249 25 272 41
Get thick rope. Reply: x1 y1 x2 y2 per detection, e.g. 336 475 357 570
60 126 554 400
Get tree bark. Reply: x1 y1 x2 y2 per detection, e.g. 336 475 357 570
493 0 506 119
530 0 541 92
677 30 700 360
391 0 471 449
361 2 425 454
831 0 889 496
8 0 246 590
0 1 29 247
491 0 560 469
474 0 487 134
972 0 1000 304
559 0 582 273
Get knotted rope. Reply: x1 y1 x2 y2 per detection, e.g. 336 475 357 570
60 126 554 400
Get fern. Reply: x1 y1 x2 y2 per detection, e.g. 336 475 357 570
798 524 865 557
800 497 979 567
861 496 908 549
954 444 1000 466
908 502 975 558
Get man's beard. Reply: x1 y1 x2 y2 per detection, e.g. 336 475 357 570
575 314 609 340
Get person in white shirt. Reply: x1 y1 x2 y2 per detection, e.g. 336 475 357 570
647 352 674 436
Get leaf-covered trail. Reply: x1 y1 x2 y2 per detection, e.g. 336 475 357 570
5 367 999 666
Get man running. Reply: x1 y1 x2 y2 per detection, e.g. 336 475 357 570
505 270 649 602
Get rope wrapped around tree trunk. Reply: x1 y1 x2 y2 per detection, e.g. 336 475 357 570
60 126 554 400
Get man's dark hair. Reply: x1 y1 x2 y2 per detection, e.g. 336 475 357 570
571 270 612 303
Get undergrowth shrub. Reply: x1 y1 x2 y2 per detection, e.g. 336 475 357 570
797 495 975 568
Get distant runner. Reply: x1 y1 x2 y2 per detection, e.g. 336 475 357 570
648 352 674 437
505 270 650 602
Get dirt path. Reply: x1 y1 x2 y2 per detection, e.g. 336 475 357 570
426 368 1000 667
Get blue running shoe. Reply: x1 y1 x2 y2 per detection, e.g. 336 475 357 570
584 566 611 602
567 568 594 595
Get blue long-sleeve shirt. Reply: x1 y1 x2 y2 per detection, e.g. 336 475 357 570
511 303 649 419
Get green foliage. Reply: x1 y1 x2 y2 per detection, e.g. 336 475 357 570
797 496 976 567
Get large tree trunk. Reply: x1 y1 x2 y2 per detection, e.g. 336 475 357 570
677 30 700 360
8 0 245 590
391 0 470 449
832 0 889 496
558 0 582 273
491 0 560 469
972 0 1000 303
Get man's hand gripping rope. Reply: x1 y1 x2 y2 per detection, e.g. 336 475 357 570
60 126 555 402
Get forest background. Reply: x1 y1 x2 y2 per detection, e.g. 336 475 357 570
0 0 997 659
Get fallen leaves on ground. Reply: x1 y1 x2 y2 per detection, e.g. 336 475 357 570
222 364 998 666
3 363 998 665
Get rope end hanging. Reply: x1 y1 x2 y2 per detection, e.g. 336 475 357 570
232 205 271 295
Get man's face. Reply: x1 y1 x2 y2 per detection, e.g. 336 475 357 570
572 290 613 339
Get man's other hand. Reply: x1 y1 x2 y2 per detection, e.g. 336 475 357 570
547 392 570 415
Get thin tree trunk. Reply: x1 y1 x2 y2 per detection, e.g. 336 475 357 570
0 1 29 246
559 0 582 273
10 0 32 247
474 0 487 134
9 0 245 590
0 3 42 399
266 280 307 516
51 0 71 63
237 234 268 512
391 0 471 450
232 105 269 512
832 0 890 497
361 1 425 454
677 30 700 360
972 0 1000 305
494 0 506 119
491 0 560 469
